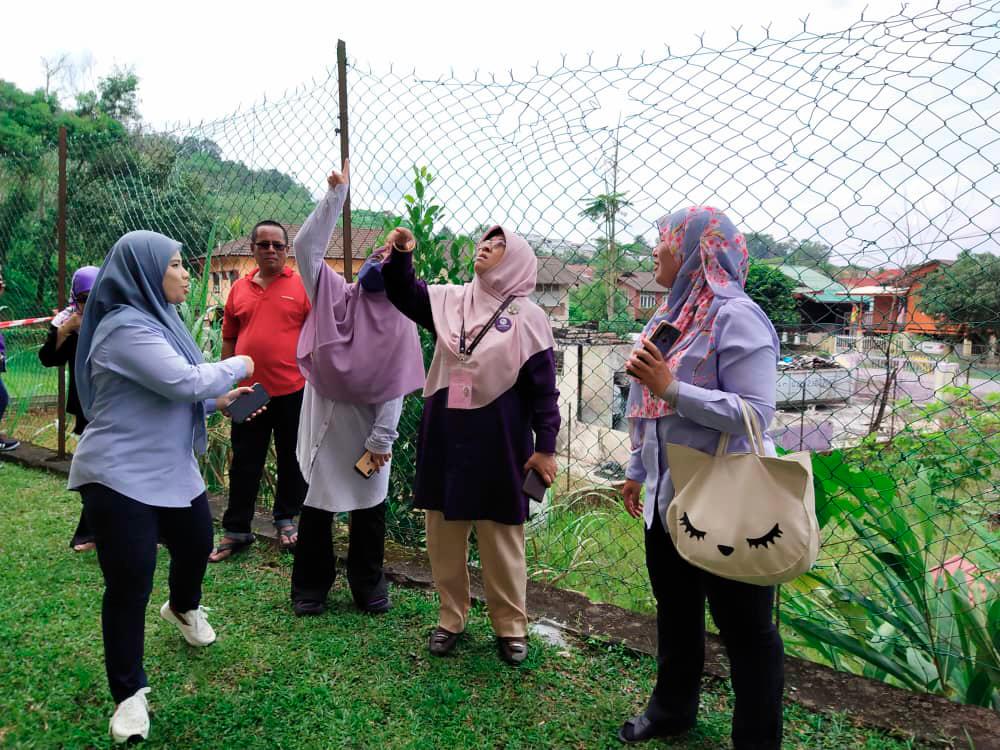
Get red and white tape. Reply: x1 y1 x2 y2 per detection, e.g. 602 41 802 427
0 316 54 330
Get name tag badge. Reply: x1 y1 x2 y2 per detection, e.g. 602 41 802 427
447 368 474 409
495 315 512 333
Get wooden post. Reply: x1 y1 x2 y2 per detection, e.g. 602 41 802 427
336 39 353 281
56 126 68 459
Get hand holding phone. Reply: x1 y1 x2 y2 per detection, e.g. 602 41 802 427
225 383 270 423
522 469 548 502
648 320 682 354
354 448 391 479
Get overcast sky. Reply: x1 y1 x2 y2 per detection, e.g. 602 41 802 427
4 0 914 128
3 0 997 265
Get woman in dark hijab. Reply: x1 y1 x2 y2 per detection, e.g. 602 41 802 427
69 231 257 744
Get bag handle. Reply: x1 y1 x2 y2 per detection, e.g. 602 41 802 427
715 398 766 456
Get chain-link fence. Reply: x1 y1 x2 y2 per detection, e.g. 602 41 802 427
1 1 997 708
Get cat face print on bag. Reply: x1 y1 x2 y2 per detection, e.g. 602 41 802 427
665 447 817 585
677 509 785 563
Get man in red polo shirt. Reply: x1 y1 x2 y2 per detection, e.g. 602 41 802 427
209 220 311 561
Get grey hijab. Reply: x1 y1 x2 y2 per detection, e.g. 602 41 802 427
75 230 209 451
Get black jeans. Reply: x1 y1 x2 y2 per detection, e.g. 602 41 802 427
645 512 784 750
69 506 94 547
291 503 388 608
81 484 213 703
0 374 8 426
224 389 307 534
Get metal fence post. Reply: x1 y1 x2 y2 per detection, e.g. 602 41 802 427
56 126 67 459
337 39 353 282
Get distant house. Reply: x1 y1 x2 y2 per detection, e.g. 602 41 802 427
566 264 595 284
203 224 376 300
775 265 860 332
845 260 960 336
532 257 582 322
524 233 599 258
617 271 669 320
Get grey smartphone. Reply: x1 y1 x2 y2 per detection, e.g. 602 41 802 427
522 468 548 502
227 383 270 423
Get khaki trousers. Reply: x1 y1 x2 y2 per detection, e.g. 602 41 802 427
425 510 528 638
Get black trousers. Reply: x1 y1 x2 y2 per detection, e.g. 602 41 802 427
81 484 212 703
224 389 307 534
69 507 94 547
291 503 388 608
645 512 784 750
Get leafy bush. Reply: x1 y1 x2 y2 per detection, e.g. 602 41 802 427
384 167 475 547
782 449 999 709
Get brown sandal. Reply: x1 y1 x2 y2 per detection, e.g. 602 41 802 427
208 537 253 563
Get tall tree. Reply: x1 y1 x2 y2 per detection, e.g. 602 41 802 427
918 252 1000 342
580 122 631 320
580 189 631 319
745 262 800 328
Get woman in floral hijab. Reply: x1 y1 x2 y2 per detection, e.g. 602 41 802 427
619 206 783 749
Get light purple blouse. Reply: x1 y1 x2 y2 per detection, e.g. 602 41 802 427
627 298 779 529
68 324 248 507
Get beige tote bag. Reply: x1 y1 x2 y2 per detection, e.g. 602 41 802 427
665 399 819 586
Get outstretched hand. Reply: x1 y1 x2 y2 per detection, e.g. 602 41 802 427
327 159 349 189
385 227 416 253
218 386 267 422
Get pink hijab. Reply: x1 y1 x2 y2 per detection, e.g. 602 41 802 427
424 226 554 408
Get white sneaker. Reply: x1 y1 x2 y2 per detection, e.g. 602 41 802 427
109 687 150 744
159 602 216 646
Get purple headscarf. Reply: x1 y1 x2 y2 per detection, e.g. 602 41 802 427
297 252 425 404
627 206 763 419
52 265 100 327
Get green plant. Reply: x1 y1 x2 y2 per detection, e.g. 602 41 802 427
745 261 801 328
782 450 1000 709
177 225 234 494
177 223 222 358
383 166 476 548
381 166 474 285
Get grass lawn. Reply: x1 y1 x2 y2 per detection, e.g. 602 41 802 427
0 462 935 749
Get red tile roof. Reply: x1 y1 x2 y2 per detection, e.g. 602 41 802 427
213 223 382 260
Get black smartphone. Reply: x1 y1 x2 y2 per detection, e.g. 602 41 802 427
649 319 682 354
227 383 270 423
522 468 549 502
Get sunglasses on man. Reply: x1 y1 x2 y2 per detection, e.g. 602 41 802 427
254 241 288 251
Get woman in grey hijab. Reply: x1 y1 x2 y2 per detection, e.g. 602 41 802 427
69 230 257 745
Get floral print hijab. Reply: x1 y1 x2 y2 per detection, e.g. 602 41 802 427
626 206 750 419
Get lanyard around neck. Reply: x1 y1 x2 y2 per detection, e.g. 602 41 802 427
459 296 514 361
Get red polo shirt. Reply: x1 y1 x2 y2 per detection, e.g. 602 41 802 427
222 266 311 397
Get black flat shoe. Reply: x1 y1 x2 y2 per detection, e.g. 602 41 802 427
293 599 326 617
360 595 391 615
618 714 695 744
428 627 461 656
497 636 529 666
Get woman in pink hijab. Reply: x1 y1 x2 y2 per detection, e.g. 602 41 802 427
382 223 560 666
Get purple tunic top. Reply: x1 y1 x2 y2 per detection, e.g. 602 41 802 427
383 250 560 525
628 298 780 531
